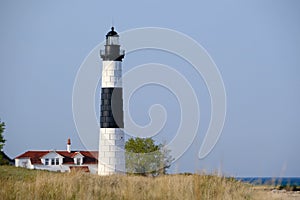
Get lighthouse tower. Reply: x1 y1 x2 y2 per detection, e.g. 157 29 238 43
98 27 125 175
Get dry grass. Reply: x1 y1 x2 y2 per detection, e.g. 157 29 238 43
0 166 254 200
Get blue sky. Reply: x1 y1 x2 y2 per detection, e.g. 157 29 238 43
0 0 299 176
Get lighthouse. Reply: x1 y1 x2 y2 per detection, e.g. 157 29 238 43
98 27 125 175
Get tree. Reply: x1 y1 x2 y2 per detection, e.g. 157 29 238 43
158 141 173 175
0 119 5 152
0 119 6 164
125 137 173 176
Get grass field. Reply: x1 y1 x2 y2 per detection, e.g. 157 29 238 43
8 166 300 200
0 166 254 200
0 166 300 200
2 165 297 200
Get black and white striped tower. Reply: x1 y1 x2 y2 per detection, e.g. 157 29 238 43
98 27 125 175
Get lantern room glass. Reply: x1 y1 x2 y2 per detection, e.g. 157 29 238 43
107 36 119 45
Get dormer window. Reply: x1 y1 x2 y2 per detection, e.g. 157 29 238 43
42 151 63 166
45 158 60 165
75 158 82 165
73 152 84 165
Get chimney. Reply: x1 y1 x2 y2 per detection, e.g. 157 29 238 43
67 138 71 153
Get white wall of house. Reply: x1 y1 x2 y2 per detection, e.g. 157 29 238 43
34 164 71 172
15 158 34 169
87 164 98 174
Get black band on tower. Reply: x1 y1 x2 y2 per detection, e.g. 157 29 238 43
100 88 124 128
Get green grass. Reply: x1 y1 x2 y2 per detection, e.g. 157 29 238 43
0 166 254 200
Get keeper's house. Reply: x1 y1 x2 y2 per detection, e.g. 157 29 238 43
15 139 98 174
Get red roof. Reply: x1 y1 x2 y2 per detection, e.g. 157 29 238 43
15 151 50 165
69 166 90 173
15 150 98 165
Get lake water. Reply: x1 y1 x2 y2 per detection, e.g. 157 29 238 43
236 177 300 186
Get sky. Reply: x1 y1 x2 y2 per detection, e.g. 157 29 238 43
0 0 300 177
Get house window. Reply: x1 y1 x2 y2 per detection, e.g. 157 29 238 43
45 158 60 165
22 161 28 167
75 158 81 165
